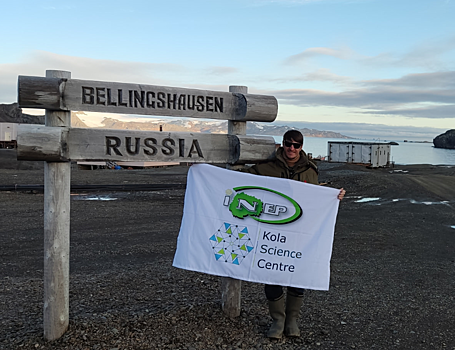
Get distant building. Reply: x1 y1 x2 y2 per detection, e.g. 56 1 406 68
327 141 392 167
0 123 17 149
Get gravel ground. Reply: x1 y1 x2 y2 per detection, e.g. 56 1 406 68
1 161 455 349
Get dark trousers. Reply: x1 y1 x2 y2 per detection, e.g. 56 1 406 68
265 284 304 301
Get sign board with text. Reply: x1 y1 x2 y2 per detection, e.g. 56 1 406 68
18 76 278 122
17 125 276 164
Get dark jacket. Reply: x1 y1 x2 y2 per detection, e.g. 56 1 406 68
243 147 318 185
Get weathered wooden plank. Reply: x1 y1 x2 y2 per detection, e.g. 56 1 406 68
18 75 64 110
16 124 68 161
222 85 247 318
18 76 278 122
16 125 276 164
221 276 242 318
44 161 70 341
43 70 71 341
237 135 276 163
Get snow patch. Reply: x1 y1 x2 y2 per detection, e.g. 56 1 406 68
72 195 117 201
355 197 381 203
410 200 450 205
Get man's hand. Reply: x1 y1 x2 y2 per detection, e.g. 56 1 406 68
338 188 346 200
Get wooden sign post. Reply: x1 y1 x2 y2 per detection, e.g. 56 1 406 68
222 85 247 318
17 71 278 340
42 70 71 341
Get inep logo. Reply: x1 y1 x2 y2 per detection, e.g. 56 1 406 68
223 186 302 225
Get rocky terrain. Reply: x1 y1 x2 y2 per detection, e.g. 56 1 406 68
1 161 455 349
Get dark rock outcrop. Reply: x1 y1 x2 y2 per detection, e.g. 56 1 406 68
0 103 88 128
0 103 45 124
433 129 455 149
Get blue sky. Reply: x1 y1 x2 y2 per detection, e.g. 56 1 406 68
1 0 454 140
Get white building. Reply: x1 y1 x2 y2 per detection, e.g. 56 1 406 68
327 141 392 167
0 123 18 148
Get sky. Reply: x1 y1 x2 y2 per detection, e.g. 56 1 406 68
1 0 454 140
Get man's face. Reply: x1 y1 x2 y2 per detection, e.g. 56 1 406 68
283 138 302 160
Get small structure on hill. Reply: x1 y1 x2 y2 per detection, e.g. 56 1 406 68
327 141 393 167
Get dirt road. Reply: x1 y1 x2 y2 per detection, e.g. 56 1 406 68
1 162 454 349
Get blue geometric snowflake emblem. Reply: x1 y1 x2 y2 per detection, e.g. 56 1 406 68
209 223 254 265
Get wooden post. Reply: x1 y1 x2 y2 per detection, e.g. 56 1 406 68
221 85 247 318
43 70 71 340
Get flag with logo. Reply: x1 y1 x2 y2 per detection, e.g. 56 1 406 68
172 163 340 290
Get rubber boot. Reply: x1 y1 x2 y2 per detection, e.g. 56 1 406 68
267 294 286 339
284 294 303 337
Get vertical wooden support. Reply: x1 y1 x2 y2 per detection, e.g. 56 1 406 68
43 70 71 340
221 85 247 318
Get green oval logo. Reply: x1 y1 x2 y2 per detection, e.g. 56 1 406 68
227 186 302 225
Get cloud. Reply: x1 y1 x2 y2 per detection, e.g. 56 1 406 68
359 104 455 119
273 68 352 85
362 71 455 90
397 36 455 69
25 51 184 82
267 69 455 118
272 87 455 110
0 51 200 103
287 36 455 70
206 66 239 75
0 51 248 106
362 36 455 70
3 50 454 124
284 47 357 65
277 40 455 119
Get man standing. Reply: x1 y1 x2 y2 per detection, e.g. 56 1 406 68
243 129 345 339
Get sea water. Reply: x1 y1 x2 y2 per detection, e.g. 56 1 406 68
270 136 455 166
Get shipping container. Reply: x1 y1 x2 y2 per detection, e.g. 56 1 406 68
327 141 392 167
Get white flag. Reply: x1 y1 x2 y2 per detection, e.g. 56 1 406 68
172 163 340 290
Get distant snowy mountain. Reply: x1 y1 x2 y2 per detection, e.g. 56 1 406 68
92 117 351 138
246 122 351 139
0 103 351 139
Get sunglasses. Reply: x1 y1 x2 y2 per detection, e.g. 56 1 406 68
284 140 302 149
